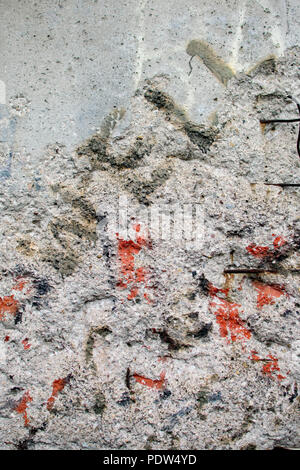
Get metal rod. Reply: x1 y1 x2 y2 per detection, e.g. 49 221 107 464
260 118 300 124
263 183 300 187
224 268 300 274
260 99 300 158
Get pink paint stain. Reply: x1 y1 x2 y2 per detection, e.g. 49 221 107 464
116 224 152 301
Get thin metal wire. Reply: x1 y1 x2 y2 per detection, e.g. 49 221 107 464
260 98 300 158
188 56 194 76
263 183 300 187
224 268 300 274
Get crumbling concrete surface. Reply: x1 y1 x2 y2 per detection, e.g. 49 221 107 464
0 0 299 450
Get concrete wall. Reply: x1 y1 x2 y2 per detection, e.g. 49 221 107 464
0 0 299 449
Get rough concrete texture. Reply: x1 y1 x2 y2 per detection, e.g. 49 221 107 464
0 0 300 450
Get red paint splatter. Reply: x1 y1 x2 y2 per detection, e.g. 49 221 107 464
22 338 31 350
209 283 251 343
127 286 139 300
252 281 285 308
210 297 251 343
4 335 10 342
208 284 229 298
246 234 287 259
0 295 19 321
250 350 261 361
15 391 32 426
246 244 270 259
143 293 152 303
0 279 29 322
133 371 166 390
262 354 285 381
12 278 27 292
135 267 147 284
13 277 32 295
0 276 42 323
249 351 285 381
47 376 70 411
277 374 286 381
116 224 152 301
272 234 286 249
158 356 169 363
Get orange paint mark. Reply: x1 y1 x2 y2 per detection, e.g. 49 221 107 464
252 281 285 308
47 376 70 411
133 371 166 390
116 224 152 301
22 338 31 350
0 295 19 321
15 391 32 426
208 283 251 343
